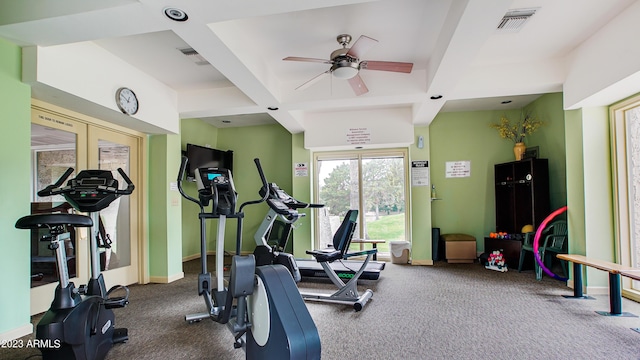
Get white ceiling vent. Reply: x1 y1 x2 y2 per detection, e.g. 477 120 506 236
178 47 210 66
497 8 539 32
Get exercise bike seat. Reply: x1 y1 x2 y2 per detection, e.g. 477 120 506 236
306 249 342 263
15 213 93 229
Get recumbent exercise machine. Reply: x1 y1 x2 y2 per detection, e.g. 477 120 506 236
15 167 134 360
253 182 378 311
177 156 321 359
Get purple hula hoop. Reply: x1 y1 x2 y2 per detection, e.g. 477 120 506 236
533 206 568 281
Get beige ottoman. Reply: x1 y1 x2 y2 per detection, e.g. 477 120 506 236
441 233 476 263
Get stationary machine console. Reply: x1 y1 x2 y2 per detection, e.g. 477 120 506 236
195 167 237 216
39 168 134 213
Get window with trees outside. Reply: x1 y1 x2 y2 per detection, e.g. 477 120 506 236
314 150 409 259
611 93 640 302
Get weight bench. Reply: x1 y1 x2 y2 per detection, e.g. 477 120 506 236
302 210 375 311
556 254 637 317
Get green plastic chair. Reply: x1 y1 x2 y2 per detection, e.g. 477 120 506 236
539 220 568 279
518 220 568 280
517 232 543 279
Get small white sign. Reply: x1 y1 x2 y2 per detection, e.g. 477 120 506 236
411 160 429 187
294 162 308 177
170 182 178 191
346 127 371 145
445 161 471 178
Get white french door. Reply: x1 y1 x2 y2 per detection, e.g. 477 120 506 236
30 103 143 314
88 127 140 287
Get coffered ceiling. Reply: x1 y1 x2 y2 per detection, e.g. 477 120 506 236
0 0 635 133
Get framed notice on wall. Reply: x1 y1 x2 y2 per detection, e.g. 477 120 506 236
411 160 429 186
445 161 471 178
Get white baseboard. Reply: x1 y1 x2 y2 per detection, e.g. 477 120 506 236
182 251 253 263
411 259 434 266
0 323 32 341
149 272 184 284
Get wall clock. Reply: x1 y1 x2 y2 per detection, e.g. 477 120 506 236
115 87 139 115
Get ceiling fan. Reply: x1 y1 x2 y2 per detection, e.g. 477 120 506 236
283 34 413 96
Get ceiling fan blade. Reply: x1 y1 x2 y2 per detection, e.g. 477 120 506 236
346 35 378 59
295 70 331 91
347 74 369 96
283 56 332 64
361 61 413 73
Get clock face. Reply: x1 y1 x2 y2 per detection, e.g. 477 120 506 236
116 87 139 115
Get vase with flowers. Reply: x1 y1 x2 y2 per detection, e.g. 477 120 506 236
490 112 543 160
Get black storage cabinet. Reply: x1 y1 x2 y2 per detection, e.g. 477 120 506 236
494 158 550 234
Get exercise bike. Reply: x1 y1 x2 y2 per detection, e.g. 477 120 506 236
15 167 134 360
177 156 321 359
254 182 379 311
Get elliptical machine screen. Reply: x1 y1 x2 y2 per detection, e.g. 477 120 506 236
195 167 237 216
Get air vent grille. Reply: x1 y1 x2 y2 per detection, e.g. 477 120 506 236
497 8 538 32
178 47 210 66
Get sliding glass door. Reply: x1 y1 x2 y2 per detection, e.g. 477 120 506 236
315 150 409 258
611 94 640 300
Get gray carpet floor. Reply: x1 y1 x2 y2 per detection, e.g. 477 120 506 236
4 258 640 359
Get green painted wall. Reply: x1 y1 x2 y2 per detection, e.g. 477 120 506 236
217 124 292 252
524 93 567 211
291 133 313 258
0 38 32 337
180 119 219 258
148 134 183 281
409 126 432 263
179 120 292 258
429 93 567 252
582 107 613 287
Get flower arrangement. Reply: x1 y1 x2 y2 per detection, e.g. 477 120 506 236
490 112 543 144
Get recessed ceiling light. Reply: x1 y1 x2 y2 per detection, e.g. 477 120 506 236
501 100 512 104
430 95 443 100
164 7 188 22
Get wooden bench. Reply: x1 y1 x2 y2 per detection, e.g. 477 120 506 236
350 239 385 261
556 254 637 317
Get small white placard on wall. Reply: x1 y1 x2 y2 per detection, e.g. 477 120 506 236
411 160 429 186
294 162 308 177
346 127 371 145
170 182 178 191
445 161 471 178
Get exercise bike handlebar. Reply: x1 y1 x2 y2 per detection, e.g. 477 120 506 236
116 168 135 195
37 167 74 197
37 167 135 197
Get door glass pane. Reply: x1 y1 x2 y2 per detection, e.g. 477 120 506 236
98 139 131 270
360 156 406 255
317 158 360 249
31 123 77 287
626 106 640 290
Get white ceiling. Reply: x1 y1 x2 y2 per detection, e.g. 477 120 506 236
0 0 636 132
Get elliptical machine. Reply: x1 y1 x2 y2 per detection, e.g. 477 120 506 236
177 156 321 359
15 167 134 360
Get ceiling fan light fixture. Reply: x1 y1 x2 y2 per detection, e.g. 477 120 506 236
331 60 359 79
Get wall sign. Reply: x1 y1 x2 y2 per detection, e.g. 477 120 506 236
346 127 371 145
294 162 308 177
411 160 429 186
445 161 471 178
